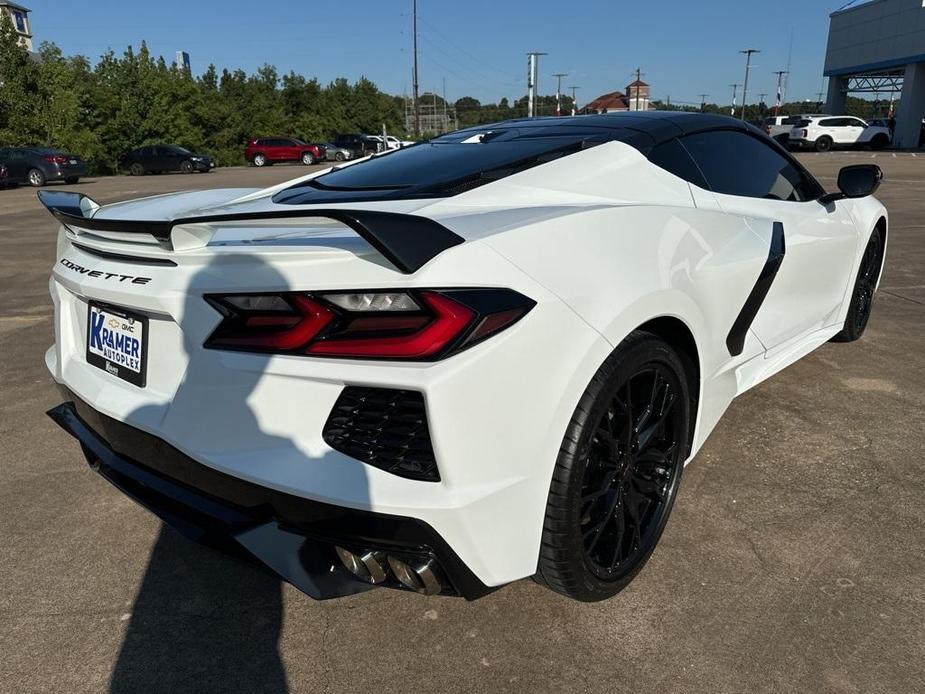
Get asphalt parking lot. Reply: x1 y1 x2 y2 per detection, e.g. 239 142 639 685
1 155 923 693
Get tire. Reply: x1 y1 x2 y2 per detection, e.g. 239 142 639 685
814 136 833 153
334 152 345 161
130 162 145 176
301 152 315 166
27 168 46 187
252 153 267 167
179 159 193 174
831 228 884 343
870 134 889 151
773 134 789 146
64 177 79 184
536 332 691 602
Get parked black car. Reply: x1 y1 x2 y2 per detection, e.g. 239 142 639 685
118 145 215 175
0 163 7 189
332 133 383 158
0 147 87 186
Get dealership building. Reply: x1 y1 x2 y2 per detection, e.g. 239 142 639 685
824 0 925 148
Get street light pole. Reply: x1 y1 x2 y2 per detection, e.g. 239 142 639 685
773 70 788 116
552 72 568 116
730 83 739 117
739 48 760 121
568 85 579 115
526 52 547 118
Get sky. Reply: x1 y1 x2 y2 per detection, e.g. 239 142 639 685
24 0 854 108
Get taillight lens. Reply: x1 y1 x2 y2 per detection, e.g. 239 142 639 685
44 155 69 164
204 288 535 360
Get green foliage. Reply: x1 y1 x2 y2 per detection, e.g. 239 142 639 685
0 30 406 174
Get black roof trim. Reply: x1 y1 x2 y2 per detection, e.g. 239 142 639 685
468 111 757 151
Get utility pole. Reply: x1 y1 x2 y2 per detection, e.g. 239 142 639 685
739 48 760 121
816 90 824 111
552 72 568 116
730 83 740 117
412 0 420 137
773 70 788 115
698 93 708 113
526 52 547 117
666 95 671 109
568 85 579 115
442 77 448 133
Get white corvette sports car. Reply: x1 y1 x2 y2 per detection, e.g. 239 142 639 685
43 113 887 602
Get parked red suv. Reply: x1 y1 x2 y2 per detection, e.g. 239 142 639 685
245 137 326 167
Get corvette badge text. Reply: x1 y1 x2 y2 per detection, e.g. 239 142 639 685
88 309 142 373
59 258 152 285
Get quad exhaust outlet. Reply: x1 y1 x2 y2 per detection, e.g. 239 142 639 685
335 545 446 595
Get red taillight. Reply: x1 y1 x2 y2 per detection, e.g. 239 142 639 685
44 155 69 164
204 289 534 360
307 292 473 358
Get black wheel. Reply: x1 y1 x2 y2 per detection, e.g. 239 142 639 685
334 152 345 161
301 152 315 165
27 168 46 187
179 159 193 174
831 229 884 343
252 153 267 167
130 162 145 176
64 176 79 184
815 136 833 153
536 332 690 601
870 134 889 151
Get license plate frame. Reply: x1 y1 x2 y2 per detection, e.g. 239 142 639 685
86 301 148 387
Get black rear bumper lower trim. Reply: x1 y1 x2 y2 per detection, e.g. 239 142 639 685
47 390 494 600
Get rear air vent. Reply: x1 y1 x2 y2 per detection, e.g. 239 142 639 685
323 387 439 482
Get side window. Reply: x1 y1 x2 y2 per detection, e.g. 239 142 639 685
818 118 841 127
679 130 819 202
648 139 709 189
849 118 867 128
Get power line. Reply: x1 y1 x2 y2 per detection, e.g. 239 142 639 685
418 33 516 89
417 15 515 83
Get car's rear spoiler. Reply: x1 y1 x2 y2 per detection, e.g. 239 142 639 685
37 190 464 274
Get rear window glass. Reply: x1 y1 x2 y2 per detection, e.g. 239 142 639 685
274 126 627 204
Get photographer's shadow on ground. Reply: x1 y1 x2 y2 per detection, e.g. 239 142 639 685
109 252 370 693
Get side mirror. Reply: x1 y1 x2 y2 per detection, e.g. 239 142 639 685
820 164 883 204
